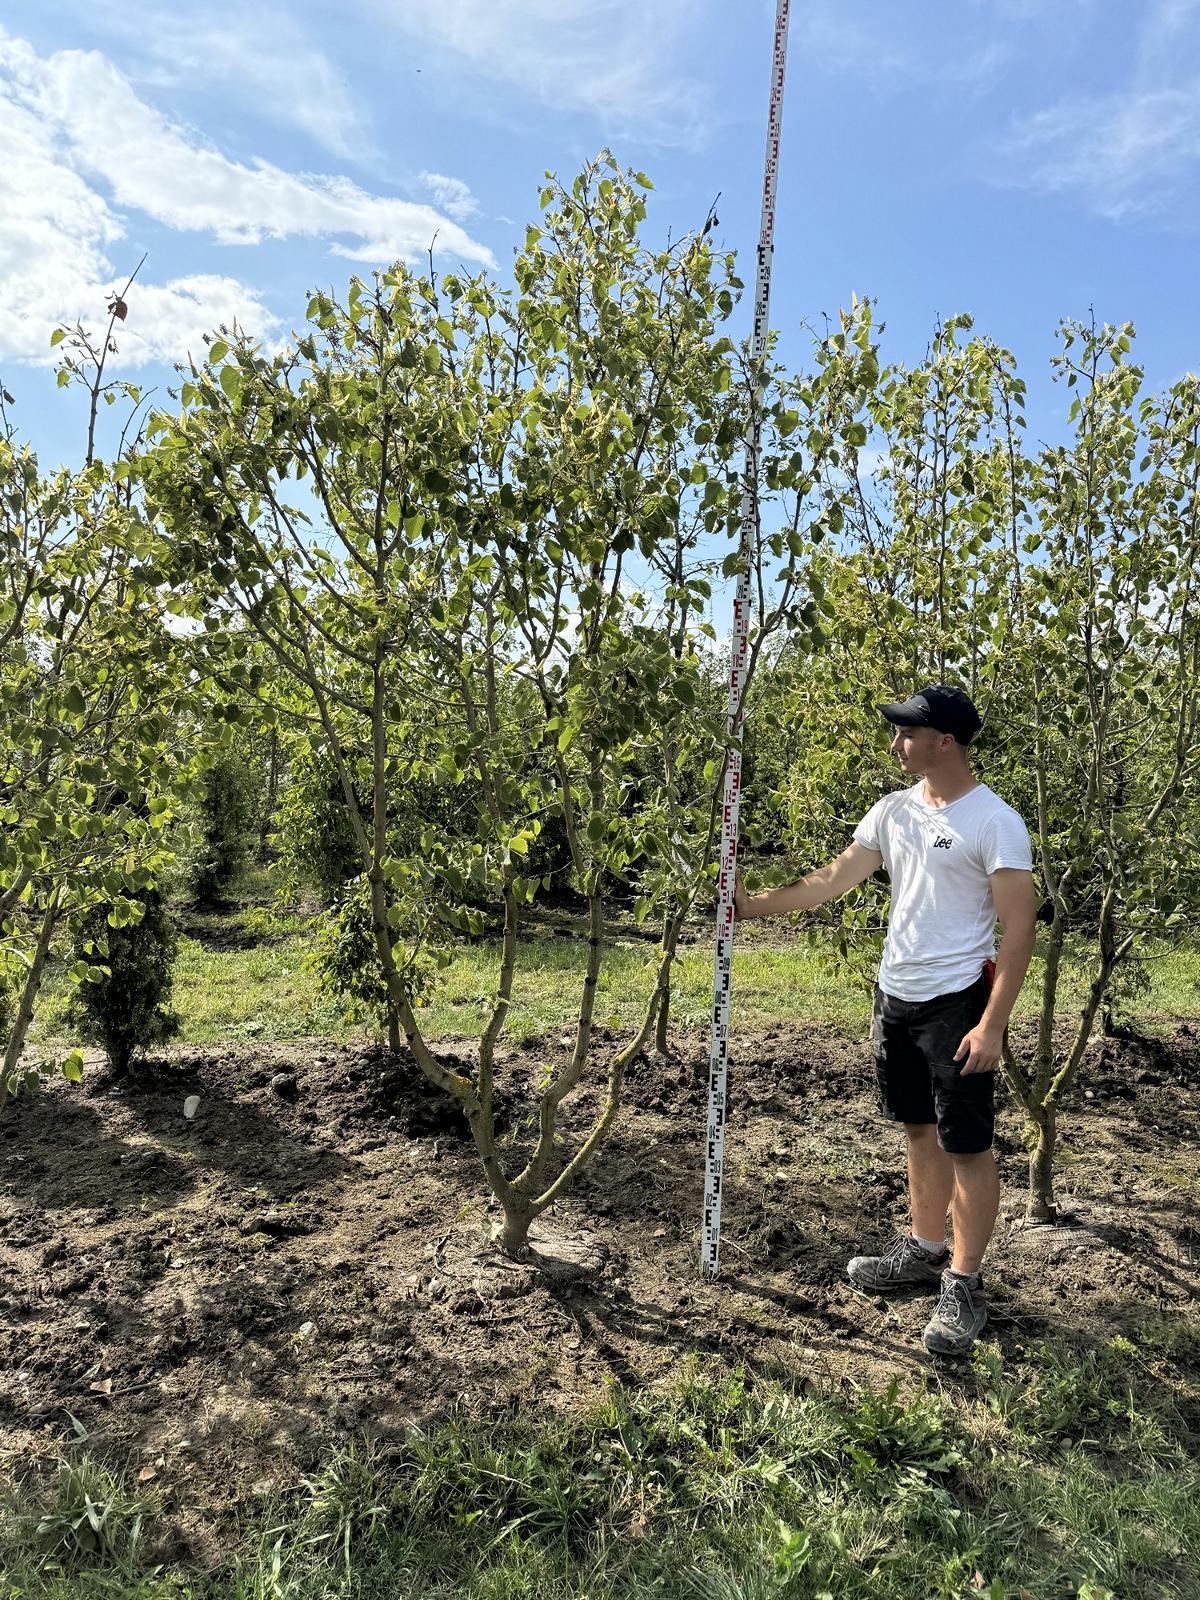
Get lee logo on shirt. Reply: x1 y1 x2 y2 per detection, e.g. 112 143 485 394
932 836 953 850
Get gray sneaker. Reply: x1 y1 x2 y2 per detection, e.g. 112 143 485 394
847 1234 949 1294
923 1270 987 1356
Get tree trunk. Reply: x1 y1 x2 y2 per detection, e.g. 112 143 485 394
498 1199 534 1259
1027 1106 1058 1222
387 1002 402 1055
655 967 671 1054
258 728 280 862
1 895 60 1107
654 911 685 1056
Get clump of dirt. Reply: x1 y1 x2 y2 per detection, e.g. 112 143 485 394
1 1020 1197 1560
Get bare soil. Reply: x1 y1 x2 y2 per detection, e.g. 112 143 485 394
2 1020 1198 1561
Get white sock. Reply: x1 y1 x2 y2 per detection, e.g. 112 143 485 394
912 1233 947 1256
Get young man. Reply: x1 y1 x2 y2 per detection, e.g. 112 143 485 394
735 685 1036 1356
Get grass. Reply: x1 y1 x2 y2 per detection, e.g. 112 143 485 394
422 932 873 1041
26 913 878 1053
3 1335 1196 1599
25 886 1200 1054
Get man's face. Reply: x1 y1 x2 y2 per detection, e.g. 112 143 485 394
889 722 950 773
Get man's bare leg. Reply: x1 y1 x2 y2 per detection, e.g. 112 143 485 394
848 1123 957 1292
905 1122 954 1243
947 1148 1000 1274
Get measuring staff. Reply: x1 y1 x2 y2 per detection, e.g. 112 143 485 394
700 0 792 1281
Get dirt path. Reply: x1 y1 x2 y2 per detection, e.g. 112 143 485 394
2 1022 1197 1561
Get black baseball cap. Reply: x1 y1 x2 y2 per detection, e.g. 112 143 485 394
878 684 982 744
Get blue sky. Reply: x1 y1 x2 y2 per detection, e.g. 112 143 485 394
2 0 1198 470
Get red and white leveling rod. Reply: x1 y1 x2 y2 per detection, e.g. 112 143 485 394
700 0 792 1278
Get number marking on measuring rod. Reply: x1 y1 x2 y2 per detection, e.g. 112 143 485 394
701 0 792 1278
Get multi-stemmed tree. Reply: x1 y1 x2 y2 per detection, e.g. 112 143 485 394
148 157 868 1255
997 321 1200 1218
765 314 1200 1219
0 399 190 1101
768 313 1025 978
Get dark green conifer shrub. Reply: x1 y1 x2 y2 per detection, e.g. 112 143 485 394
69 891 180 1075
187 751 257 905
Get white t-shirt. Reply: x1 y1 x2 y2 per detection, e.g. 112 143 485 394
853 780 1033 1002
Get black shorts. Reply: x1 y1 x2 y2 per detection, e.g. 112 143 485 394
871 971 994 1154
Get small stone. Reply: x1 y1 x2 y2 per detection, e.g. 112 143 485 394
41 1240 66 1267
270 1073 298 1101
183 1095 201 1120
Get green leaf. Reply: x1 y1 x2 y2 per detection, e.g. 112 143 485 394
208 339 230 365
62 1051 85 1084
64 684 86 716
50 327 66 347
219 364 243 403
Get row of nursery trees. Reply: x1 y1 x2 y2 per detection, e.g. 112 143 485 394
2 156 1198 1249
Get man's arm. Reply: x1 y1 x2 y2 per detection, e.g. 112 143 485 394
734 840 883 919
955 867 1037 1075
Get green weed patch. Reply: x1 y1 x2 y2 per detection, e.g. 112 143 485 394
4 1350 1196 1600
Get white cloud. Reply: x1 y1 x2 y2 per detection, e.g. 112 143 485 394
798 0 1099 96
0 27 494 367
996 1 1200 221
419 171 479 221
998 84 1200 222
964 0 1096 15
130 10 373 162
1137 0 1200 72
0 42 277 365
796 1 1020 94
32 44 495 266
373 0 707 146
49 0 371 160
796 6 912 86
